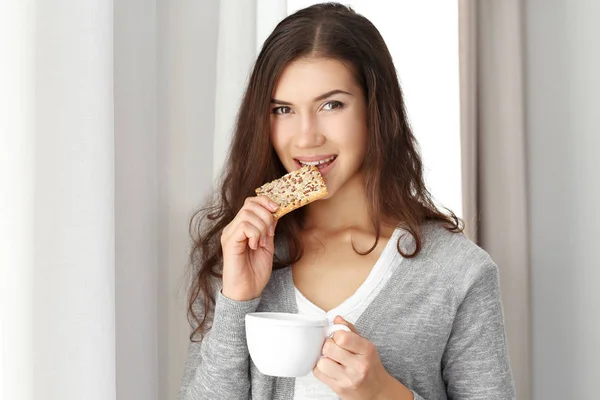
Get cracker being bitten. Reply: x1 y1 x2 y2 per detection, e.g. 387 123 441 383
255 165 328 219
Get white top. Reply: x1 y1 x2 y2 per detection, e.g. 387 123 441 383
293 228 403 399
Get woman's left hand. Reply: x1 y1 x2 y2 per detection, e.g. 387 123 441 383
313 316 413 400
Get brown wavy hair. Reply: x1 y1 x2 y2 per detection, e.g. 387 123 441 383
187 2 462 341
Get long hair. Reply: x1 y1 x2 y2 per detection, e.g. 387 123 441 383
187 2 462 341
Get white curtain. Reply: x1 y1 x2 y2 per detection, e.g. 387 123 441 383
1 2 115 400
1 1 287 399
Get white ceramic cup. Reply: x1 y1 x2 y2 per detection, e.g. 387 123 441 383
245 312 351 377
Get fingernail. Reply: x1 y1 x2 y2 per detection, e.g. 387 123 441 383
269 225 275 236
268 201 279 211
260 237 266 247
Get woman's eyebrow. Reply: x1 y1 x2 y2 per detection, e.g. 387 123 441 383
271 89 353 105
270 98 293 105
313 89 352 101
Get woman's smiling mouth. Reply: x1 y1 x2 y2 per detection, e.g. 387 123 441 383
294 155 337 175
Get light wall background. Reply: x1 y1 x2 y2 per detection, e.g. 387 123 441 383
526 0 600 398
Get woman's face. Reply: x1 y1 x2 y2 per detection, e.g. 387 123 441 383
270 57 368 199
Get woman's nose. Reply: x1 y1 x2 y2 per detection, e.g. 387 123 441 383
294 115 325 148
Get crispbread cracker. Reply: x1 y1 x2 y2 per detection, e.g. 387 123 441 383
255 165 328 219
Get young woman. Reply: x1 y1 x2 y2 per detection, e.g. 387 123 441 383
180 3 515 399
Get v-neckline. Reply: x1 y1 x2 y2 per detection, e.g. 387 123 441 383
291 227 403 316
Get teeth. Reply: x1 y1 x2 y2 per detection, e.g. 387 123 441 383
298 156 336 166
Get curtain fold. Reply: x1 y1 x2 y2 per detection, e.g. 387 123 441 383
459 1 531 399
458 0 478 242
114 1 159 399
33 2 116 399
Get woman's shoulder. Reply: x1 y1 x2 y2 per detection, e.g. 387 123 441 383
402 221 500 293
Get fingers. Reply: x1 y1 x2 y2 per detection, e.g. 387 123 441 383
312 363 337 389
249 195 280 216
331 330 370 355
238 220 265 250
322 338 352 366
317 317 386 395
243 199 278 237
331 316 369 355
314 356 344 381
333 315 358 333
222 196 279 250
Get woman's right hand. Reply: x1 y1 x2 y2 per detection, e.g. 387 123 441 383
221 196 279 302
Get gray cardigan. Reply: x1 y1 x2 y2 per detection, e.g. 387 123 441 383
179 223 516 399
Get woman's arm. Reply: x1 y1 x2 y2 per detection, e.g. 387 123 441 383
441 262 516 399
179 291 260 400
181 195 278 399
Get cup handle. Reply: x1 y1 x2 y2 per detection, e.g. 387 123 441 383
325 323 351 338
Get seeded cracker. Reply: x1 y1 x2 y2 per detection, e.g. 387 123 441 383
255 165 328 219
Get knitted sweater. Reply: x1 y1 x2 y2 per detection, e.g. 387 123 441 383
180 223 516 399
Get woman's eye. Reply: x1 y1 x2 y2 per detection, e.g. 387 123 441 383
272 106 292 115
322 101 344 111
